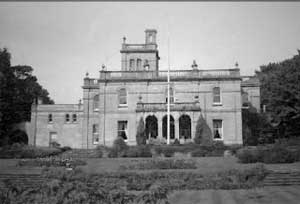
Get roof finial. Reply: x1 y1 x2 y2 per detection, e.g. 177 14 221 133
235 62 239 68
123 36 126 44
101 64 106 71
191 60 198 70
85 71 89 78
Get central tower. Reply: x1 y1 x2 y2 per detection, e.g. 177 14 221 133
120 29 160 71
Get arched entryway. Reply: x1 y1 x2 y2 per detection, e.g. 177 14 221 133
145 115 158 139
162 115 175 139
179 114 191 139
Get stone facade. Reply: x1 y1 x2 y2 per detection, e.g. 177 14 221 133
26 29 260 148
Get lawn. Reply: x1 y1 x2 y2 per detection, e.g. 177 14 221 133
169 186 300 204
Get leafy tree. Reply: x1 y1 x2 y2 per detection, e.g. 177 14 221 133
0 48 15 145
194 116 213 145
0 48 54 146
12 65 54 122
242 103 272 145
136 117 146 145
256 50 300 138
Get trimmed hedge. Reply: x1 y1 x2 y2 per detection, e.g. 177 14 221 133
0 144 62 159
18 157 87 167
237 144 300 164
120 158 197 170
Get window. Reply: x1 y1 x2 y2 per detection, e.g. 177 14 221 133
129 59 135 70
72 114 77 122
117 121 128 141
144 60 149 70
49 132 58 147
213 120 223 140
92 124 99 144
136 59 142 70
165 87 174 104
118 88 127 106
48 114 53 123
213 87 221 104
65 114 70 123
93 95 99 111
149 34 153 43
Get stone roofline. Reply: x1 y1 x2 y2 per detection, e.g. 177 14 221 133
32 104 83 112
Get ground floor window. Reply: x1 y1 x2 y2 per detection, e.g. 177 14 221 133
49 132 58 147
118 121 128 141
92 124 99 144
213 120 223 139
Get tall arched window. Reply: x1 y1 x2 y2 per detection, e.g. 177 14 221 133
93 95 99 111
118 88 127 106
136 59 142 70
129 59 135 71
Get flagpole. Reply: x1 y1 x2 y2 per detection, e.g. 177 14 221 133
167 20 171 145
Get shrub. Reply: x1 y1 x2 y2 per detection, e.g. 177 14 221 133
121 158 197 170
125 145 152 157
95 145 104 158
147 137 167 145
172 138 180 145
136 117 147 145
194 116 213 145
237 144 300 164
191 148 208 157
60 146 72 152
108 137 128 158
0 145 62 159
18 157 87 167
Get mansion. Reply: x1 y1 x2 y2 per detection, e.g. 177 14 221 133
26 29 260 148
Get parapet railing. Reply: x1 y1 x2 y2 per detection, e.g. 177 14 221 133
99 69 240 81
121 43 157 50
136 102 201 112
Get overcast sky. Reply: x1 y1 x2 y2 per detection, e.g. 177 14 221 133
1 2 300 104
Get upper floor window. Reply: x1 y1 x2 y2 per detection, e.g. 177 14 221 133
48 114 53 123
129 59 135 71
213 87 221 104
136 59 142 70
72 114 77 122
65 114 70 123
213 120 223 140
93 95 99 111
149 34 153 43
118 88 127 106
92 124 99 144
144 59 150 70
165 87 174 104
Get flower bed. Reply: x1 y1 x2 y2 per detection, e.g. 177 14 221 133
120 158 197 170
42 164 268 191
18 157 87 167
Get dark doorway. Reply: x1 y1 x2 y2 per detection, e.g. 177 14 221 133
179 115 191 139
162 115 175 139
145 115 158 139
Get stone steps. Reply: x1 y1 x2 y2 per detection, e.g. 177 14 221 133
263 171 300 186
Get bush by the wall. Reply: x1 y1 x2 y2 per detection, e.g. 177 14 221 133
194 116 213 145
136 117 147 145
108 137 128 158
125 145 152 157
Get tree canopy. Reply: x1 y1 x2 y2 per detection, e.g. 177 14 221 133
0 48 54 145
256 50 300 138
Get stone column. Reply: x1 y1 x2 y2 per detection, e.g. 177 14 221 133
175 118 180 140
158 115 163 139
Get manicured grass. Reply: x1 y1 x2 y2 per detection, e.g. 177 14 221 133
169 186 300 204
